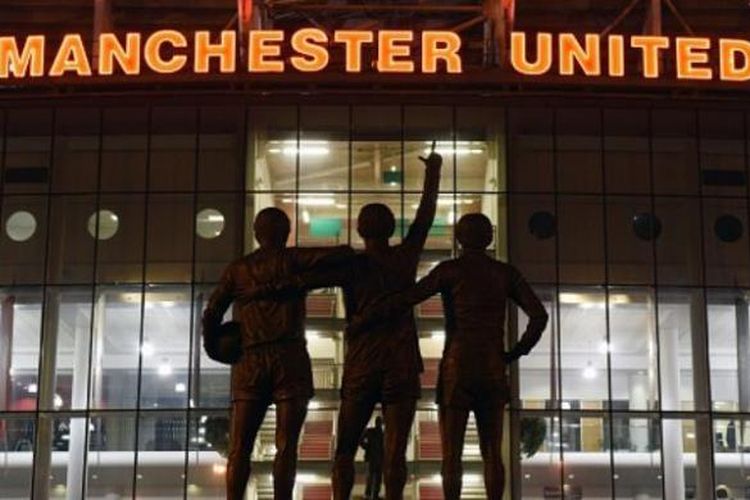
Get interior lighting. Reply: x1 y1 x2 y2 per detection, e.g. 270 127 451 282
582 362 597 380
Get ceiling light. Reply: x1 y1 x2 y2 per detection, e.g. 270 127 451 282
582 362 597 380
174 383 186 393
26 383 38 394
302 210 311 224
141 342 155 357
158 362 173 377
282 196 336 207
212 463 227 476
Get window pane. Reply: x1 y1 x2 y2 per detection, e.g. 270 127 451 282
713 417 750 498
707 291 747 413
86 412 137 498
352 106 401 192
52 108 99 193
658 289 710 412
299 106 349 191
606 196 655 285
187 410 230 497
517 287 555 408
135 411 187 497
0 196 48 285
145 194 194 283
101 108 148 192
558 196 605 284
95 194 145 283
456 106 504 192
198 106 245 191
140 286 191 409
560 289 608 407
509 195 556 283
699 110 745 198
0 288 42 412
46 195 97 284
195 193 243 282
40 287 93 411
249 106 297 192
34 413 87 499
296 192 349 247
652 109 699 195
508 107 554 192
703 198 750 287
557 108 601 194
611 414 663 498
0 413 35 497
89 286 142 410
604 108 650 194
562 413 613 498
150 107 197 192
4 109 52 195
655 197 702 286
662 416 714 499
404 106 454 192
608 288 659 411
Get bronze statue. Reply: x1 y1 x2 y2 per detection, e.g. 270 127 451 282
251 146 442 499
350 213 548 500
360 416 384 500
202 207 352 500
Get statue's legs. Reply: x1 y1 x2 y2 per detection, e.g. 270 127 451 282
439 406 469 500
227 400 269 500
272 398 309 500
382 399 416 500
332 398 376 500
475 405 505 500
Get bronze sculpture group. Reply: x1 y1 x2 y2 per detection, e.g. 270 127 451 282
202 146 548 500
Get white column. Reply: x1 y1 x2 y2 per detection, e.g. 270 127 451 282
628 373 649 451
66 307 92 500
659 327 685 500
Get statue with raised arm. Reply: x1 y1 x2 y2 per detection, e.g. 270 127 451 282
351 213 548 500
202 207 352 500
254 146 442 499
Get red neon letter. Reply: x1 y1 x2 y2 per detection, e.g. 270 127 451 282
510 32 552 76
559 33 601 76
676 37 712 80
49 34 92 76
422 31 462 73
720 39 750 82
248 30 284 73
194 31 236 74
291 28 329 72
631 36 670 78
98 33 141 75
334 31 373 72
144 30 187 74
0 35 45 78
377 31 414 73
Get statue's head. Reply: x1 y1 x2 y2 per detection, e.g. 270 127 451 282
456 213 493 250
357 203 395 241
253 207 291 248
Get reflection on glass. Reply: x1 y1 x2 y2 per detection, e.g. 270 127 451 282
86 413 136 498
611 414 663 499
713 418 750 499
135 412 187 497
0 414 35 498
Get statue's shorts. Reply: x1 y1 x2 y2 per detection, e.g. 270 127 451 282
437 356 509 410
341 366 421 404
231 340 313 403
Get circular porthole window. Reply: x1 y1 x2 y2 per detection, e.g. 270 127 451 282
196 209 225 239
632 213 662 241
715 214 743 243
528 211 556 240
5 211 37 242
87 210 119 240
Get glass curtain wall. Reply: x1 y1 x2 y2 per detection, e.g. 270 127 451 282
0 102 749 499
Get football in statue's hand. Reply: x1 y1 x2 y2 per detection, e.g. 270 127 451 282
204 321 242 365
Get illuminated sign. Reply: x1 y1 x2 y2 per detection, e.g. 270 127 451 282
2 29 750 83
0 29 462 78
